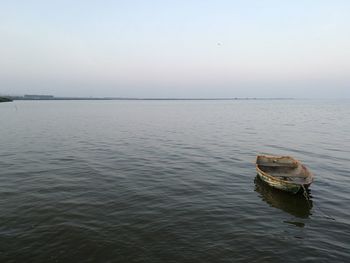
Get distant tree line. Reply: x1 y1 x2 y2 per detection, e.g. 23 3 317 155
0 97 13 102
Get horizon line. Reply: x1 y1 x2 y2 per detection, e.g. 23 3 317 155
6 95 297 101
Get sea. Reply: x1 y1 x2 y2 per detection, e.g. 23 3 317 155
0 99 349 262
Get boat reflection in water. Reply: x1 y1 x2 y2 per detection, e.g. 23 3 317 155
254 176 313 219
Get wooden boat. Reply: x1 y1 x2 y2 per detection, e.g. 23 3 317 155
256 155 313 194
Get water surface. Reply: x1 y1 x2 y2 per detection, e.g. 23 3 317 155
0 100 349 262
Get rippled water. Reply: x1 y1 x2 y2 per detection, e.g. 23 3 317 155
1 100 349 262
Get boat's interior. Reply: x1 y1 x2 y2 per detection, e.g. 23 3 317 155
256 156 310 184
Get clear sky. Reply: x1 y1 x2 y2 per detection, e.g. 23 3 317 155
1 0 349 98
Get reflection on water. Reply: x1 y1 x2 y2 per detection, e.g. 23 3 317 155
254 176 313 219
283 220 305 228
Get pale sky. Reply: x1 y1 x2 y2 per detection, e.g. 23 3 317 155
1 0 349 98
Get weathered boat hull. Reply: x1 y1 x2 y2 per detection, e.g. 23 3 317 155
257 170 303 194
256 155 313 194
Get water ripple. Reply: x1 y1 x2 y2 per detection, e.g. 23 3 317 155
0 100 349 262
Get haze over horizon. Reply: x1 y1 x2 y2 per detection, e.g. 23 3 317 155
1 1 349 98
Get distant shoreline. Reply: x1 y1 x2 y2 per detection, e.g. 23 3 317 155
8 96 294 101
0 97 13 103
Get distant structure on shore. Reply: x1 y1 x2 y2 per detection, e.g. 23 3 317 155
10 94 56 100
0 97 13 103
24 94 55 100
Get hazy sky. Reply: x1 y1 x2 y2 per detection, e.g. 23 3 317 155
1 0 349 98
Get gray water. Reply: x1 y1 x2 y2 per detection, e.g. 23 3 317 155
0 100 349 262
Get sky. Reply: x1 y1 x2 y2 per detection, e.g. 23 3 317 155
0 0 349 98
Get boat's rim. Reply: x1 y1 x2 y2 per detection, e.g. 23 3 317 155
256 155 314 186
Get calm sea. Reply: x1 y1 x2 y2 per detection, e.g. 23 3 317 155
0 100 349 262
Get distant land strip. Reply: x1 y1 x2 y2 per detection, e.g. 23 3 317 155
0 97 13 103
7 95 294 101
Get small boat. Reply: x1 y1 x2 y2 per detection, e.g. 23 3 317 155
256 155 313 194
